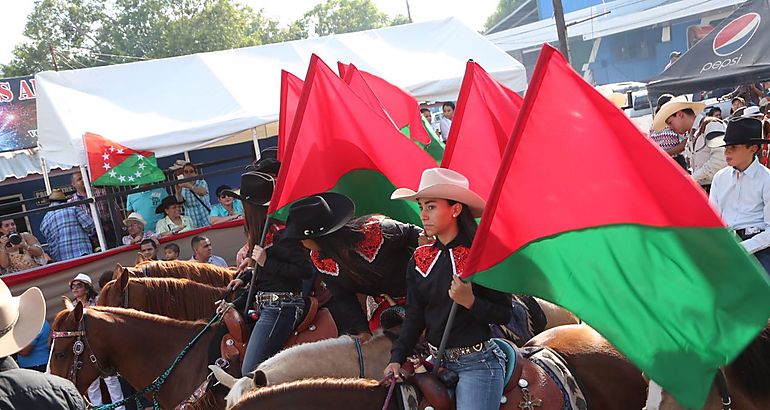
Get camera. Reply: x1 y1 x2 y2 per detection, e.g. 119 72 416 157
5 233 22 248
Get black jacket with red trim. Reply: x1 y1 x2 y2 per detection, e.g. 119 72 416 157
390 231 512 365
310 215 421 335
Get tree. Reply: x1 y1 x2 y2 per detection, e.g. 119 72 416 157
484 0 527 32
1 0 408 77
302 0 394 37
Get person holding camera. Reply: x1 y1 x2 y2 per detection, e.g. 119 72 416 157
0 219 47 274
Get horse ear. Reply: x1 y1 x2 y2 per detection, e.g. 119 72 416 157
252 370 268 387
118 266 130 291
62 296 74 311
73 301 84 323
114 263 124 279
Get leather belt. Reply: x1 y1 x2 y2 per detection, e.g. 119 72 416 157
254 291 302 304
735 227 764 241
428 340 494 361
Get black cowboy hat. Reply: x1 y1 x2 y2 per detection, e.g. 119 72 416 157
245 148 280 176
155 196 185 214
716 117 768 147
283 192 355 240
222 171 275 206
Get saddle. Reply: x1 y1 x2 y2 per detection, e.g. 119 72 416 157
407 339 566 410
220 297 339 370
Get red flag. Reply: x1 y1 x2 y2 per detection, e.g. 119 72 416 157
464 44 770 409
338 63 430 145
339 64 394 125
270 55 435 225
83 132 164 186
277 70 304 162
441 61 523 201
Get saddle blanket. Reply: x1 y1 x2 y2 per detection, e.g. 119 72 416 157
521 346 588 410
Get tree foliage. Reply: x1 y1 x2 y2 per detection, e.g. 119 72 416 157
484 0 527 32
2 0 406 77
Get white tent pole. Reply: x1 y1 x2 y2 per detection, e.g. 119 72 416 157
39 155 52 194
184 151 191 163
79 165 108 252
252 128 261 160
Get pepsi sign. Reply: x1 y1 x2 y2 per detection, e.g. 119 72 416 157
712 12 761 57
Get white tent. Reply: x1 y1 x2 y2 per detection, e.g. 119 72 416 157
36 18 527 167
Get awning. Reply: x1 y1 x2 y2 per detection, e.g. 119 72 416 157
35 18 527 167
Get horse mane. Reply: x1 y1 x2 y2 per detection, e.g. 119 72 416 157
140 260 234 285
240 378 381 401
730 321 770 398
130 277 226 320
88 306 208 329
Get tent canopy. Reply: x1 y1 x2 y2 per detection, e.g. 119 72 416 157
647 0 770 97
36 18 526 167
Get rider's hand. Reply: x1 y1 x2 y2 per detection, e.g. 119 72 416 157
252 245 267 267
354 331 373 343
236 256 253 274
448 275 475 309
227 278 244 291
417 232 434 247
383 363 402 382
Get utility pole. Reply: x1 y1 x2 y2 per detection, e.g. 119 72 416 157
48 45 60 71
552 0 570 63
405 0 413 23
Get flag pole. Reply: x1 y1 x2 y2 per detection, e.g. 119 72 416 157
242 216 273 317
79 165 108 252
433 301 459 375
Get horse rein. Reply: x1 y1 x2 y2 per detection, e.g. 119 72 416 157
52 310 116 385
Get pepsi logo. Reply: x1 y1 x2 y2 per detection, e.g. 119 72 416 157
713 13 761 57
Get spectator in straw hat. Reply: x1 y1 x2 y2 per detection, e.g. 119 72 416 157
40 189 95 262
121 212 156 246
0 278 86 408
650 95 700 170
710 117 770 274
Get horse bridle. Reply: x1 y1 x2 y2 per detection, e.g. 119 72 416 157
51 310 116 385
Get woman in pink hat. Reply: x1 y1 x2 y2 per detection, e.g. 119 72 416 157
384 168 512 410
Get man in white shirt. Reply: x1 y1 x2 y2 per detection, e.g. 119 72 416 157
439 101 455 142
189 235 228 267
709 117 770 274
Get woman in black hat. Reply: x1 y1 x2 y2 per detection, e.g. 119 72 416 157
224 171 316 375
283 192 425 340
154 196 193 237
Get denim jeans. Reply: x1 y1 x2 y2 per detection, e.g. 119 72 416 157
241 298 305 375
755 248 770 276
444 343 506 410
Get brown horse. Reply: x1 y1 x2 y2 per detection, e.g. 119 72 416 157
116 260 235 287
645 322 770 410
49 302 226 410
221 324 646 410
98 267 229 321
230 378 395 410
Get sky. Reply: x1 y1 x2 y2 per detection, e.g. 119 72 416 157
0 0 499 68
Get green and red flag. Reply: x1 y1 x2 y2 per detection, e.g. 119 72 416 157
463 44 770 409
83 132 165 186
338 62 444 163
269 55 436 225
277 70 304 162
442 60 523 201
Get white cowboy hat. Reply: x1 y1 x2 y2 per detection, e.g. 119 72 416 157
702 121 728 148
123 212 146 227
71 273 92 286
652 96 706 132
0 279 45 357
391 168 485 217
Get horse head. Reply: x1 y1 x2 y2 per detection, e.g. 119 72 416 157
50 301 107 394
97 268 131 308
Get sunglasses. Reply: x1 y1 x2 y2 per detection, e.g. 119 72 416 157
219 194 229 199
70 283 85 290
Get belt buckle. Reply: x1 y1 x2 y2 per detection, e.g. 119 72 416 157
472 342 483 352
